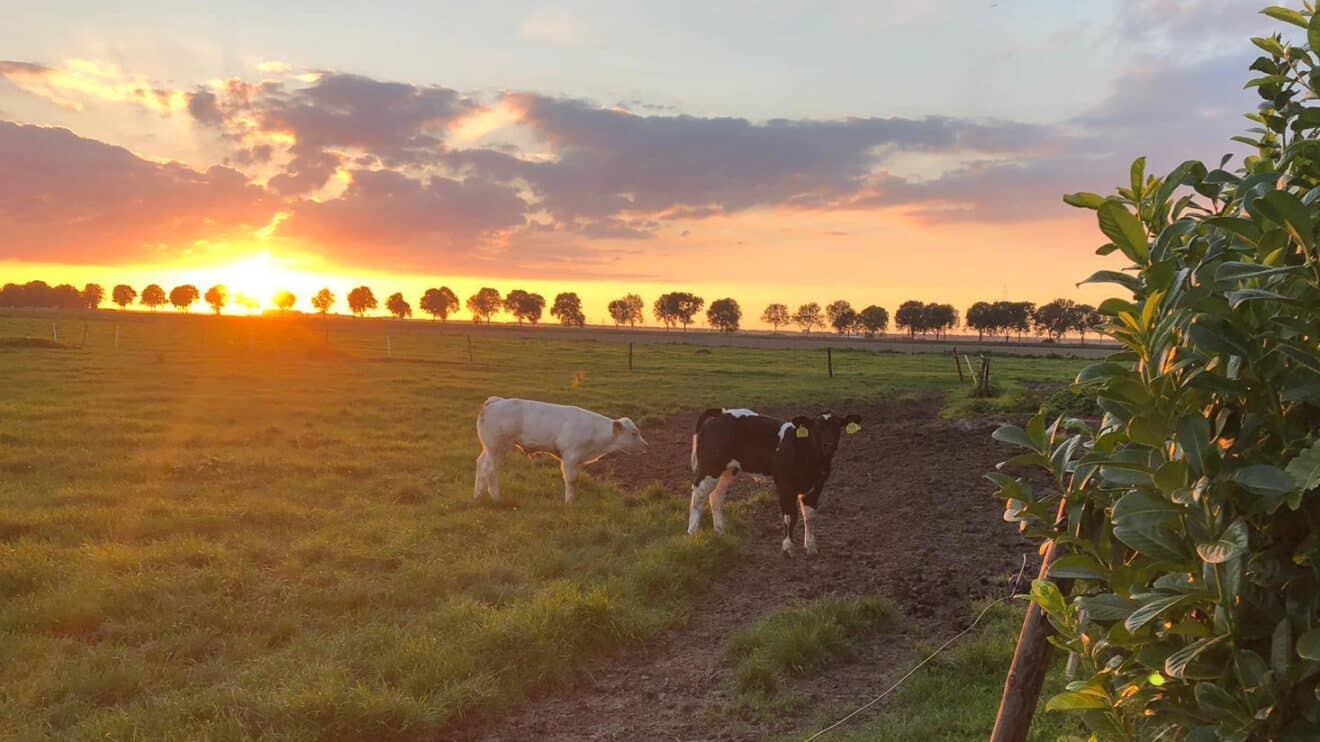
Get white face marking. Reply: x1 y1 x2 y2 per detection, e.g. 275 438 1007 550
727 459 742 473
723 408 757 418
778 422 794 442
822 413 832 420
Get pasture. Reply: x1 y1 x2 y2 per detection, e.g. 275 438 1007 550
0 311 1086 740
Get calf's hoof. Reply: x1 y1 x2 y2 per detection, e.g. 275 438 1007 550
804 541 818 556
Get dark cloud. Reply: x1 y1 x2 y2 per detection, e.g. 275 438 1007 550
279 168 527 267
0 121 272 261
465 92 1057 234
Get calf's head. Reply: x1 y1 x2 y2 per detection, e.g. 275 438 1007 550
612 417 649 454
789 411 862 462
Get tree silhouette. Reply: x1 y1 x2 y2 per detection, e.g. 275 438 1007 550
1032 298 1077 341
761 303 790 332
826 300 855 335
273 290 296 312
348 286 377 317
168 285 199 312
925 303 959 339
857 305 889 337
141 284 166 311
706 298 741 333
608 293 645 326
894 300 926 338
1076 304 1102 344
551 292 586 327
467 287 502 323
311 288 335 316
420 287 459 322
503 289 545 325
0 281 83 309
386 292 412 319
652 292 703 330
204 284 227 315
82 283 105 310
965 301 994 342
792 302 824 334
112 284 137 311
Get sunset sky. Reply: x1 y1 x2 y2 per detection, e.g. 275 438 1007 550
0 1 1273 324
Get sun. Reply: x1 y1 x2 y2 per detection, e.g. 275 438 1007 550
207 252 320 313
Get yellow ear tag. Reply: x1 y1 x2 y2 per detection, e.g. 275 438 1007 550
845 422 861 435
795 426 810 439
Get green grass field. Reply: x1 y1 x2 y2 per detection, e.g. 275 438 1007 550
0 311 1086 740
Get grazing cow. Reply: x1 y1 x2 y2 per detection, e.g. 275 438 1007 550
474 397 648 503
688 408 861 555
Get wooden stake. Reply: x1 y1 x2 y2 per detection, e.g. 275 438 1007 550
827 347 834 378
386 335 392 359
954 347 964 382
114 324 120 352
52 322 58 343
990 499 1073 742
628 342 633 373
466 334 473 363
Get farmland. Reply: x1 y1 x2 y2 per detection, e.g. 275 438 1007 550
0 310 1087 740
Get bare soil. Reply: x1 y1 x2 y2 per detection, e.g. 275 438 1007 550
464 397 1040 741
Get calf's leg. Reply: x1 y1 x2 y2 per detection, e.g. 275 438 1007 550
778 486 798 557
688 475 718 534
484 447 505 502
708 469 736 535
473 450 488 500
561 456 581 504
799 494 819 555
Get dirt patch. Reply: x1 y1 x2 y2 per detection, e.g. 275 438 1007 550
464 397 1040 741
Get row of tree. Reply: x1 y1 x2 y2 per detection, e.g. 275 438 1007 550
0 280 1104 341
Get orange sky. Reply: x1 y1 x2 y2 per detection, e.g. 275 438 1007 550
0 2 1266 327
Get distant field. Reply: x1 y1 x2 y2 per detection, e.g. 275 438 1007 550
0 311 1087 739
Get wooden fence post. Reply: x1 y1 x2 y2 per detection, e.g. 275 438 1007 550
991 499 1074 742
52 322 58 343
628 342 633 373
953 346 964 382
386 335 392 359
466 334 473 363
114 324 120 352
827 347 834 378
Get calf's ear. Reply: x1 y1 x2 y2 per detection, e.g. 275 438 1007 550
843 414 862 434
613 419 624 433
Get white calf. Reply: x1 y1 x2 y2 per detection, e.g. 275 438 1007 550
474 397 648 503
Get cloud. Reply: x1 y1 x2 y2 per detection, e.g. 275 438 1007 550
279 168 528 267
0 121 272 262
188 72 477 193
0 59 186 114
466 91 1057 234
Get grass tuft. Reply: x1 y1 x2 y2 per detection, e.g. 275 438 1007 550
727 595 900 700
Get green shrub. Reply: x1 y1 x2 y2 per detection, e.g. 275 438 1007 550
989 8 1320 739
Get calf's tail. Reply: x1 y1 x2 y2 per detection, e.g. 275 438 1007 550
691 408 723 472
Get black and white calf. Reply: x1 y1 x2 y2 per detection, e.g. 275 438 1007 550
688 408 861 555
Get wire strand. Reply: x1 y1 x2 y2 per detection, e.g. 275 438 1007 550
801 594 1016 741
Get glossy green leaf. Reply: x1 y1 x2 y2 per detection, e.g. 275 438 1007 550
1196 520 1249 564
1286 439 1320 491
1297 627 1320 661
1098 200 1149 262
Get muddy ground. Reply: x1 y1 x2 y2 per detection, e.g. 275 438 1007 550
465 397 1041 741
